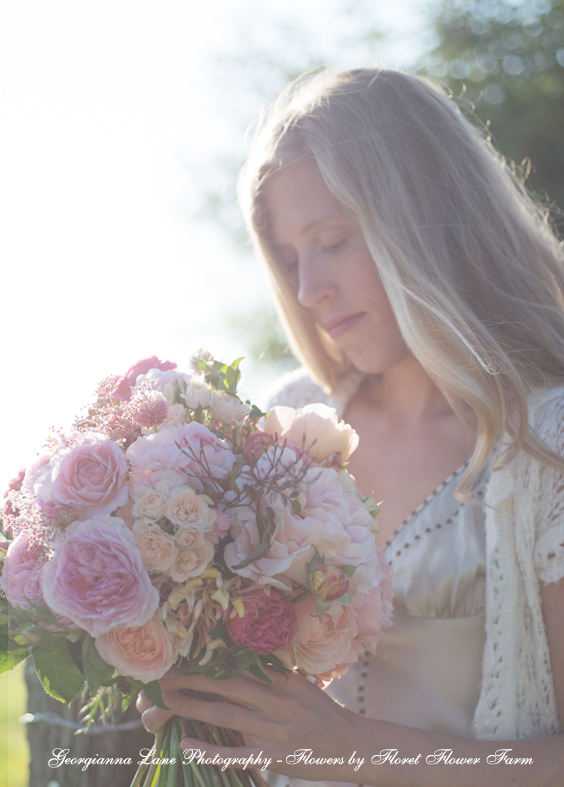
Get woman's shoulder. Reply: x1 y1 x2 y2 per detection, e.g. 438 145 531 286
264 367 330 411
264 367 365 416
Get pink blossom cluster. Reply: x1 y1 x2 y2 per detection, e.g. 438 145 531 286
0 356 392 687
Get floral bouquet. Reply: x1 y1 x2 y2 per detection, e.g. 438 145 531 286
0 352 392 787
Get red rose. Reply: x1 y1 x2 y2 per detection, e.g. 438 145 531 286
227 590 298 655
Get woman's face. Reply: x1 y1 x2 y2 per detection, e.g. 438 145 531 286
263 160 409 375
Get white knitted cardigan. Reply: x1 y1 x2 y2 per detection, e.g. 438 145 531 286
265 368 564 741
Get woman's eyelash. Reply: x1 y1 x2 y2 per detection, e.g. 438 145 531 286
322 238 347 253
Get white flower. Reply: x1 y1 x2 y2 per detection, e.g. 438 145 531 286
166 487 217 531
182 379 212 410
162 403 187 426
210 391 251 425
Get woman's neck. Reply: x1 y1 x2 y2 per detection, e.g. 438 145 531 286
358 355 452 426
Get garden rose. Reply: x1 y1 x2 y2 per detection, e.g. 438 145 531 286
126 427 187 477
289 596 358 675
41 516 159 635
264 404 359 463
182 378 212 410
34 433 128 520
0 531 44 609
175 422 236 493
227 589 298 654
225 456 375 589
94 618 176 683
209 391 251 425
166 487 216 531
132 486 168 522
161 402 186 426
112 356 177 401
168 539 214 582
132 521 177 573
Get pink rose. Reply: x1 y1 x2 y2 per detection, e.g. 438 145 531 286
34 433 128 520
288 596 358 676
264 404 359 464
175 422 236 493
350 549 393 653
0 531 44 609
126 427 187 477
112 356 177 401
41 515 159 635
227 590 298 654
225 454 375 589
95 618 177 683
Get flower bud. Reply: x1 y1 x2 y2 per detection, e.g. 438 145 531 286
243 432 274 463
311 564 349 601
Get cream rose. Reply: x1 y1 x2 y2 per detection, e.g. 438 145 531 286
166 486 217 531
264 404 359 463
132 487 168 522
162 402 186 426
133 521 177 573
183 378 212 410
209 391 251 425
174 527 205 549
168 539 214 582
94 618 176 683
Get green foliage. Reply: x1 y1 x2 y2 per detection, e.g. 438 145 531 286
81 635 116 694
32 637 85 704
198 354 243 396
0 629 28 676
420 0 564 213
144 679 170 710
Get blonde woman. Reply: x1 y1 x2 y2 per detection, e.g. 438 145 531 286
139 68 564 784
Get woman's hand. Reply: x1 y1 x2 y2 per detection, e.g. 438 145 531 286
136 667 371 783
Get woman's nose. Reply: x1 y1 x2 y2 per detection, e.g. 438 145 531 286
296 256 336 309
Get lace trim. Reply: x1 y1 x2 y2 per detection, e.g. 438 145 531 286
534 524 564 585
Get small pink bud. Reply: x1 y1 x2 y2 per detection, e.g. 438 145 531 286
311 564 349 601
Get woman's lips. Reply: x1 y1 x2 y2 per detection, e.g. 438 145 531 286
323 313 364 339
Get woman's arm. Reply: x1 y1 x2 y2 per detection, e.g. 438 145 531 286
139 582 564 787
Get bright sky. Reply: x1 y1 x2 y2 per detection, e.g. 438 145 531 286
0 0 431 489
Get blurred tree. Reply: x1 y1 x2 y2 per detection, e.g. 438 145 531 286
420 0 564 216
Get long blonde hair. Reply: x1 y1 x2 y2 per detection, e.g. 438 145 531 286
238 67 564 495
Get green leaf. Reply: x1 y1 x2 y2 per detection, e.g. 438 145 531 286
120 679 145 713
33 638 85 704
0 641 29 674
207 621 233 647
334 591 351 605
82 637 115 694
338 565 358 577
144 679 170 710
314 598 332 617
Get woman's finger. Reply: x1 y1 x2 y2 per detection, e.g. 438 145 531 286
161 690 282 742
140 704 176 734
158 668 295 711
136 690 154 715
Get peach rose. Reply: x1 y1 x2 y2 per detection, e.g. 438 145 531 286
264 404 359 464
168 539 214 582
174 527 205 549
94 617 176 683
166 487 216 531
288 596 358 676
132 521 177 573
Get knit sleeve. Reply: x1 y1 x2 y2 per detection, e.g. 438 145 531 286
264 367 330 411
533 391 564 586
